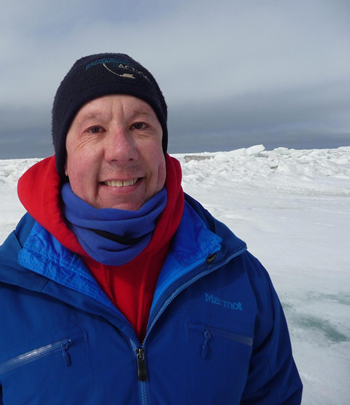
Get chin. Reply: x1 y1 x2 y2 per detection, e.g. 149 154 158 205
102 200 144 211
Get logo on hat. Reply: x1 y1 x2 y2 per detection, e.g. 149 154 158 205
86 57 150 82
103 63 135 79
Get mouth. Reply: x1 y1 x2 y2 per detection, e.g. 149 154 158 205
103 178 139 188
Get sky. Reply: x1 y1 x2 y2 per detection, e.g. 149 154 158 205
0 0 350 158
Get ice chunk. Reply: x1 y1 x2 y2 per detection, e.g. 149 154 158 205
246 145 265 156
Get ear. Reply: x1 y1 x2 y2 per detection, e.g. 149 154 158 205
64 161 68 177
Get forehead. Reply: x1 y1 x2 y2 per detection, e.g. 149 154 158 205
73 94 157 122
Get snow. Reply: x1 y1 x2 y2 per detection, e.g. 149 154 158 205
1 146 350 404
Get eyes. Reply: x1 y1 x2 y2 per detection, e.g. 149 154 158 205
88 126 104 134
131 122 147 130
86 122 148 134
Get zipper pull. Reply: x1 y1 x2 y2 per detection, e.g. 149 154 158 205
61 340 71 366
202 328 211 359
136 348 147 381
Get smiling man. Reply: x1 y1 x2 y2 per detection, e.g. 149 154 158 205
64 95 166 211
0 53 302 404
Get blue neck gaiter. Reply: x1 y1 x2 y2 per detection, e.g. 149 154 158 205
61 183 167 266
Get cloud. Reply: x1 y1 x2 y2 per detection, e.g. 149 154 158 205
0 0 349 154
168 78 350 151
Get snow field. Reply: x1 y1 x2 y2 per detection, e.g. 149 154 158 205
1 146 349 404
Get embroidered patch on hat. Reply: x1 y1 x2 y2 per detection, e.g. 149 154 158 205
86 57 150 82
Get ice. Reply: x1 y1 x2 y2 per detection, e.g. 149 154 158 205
214 144 266 162
0 146 349 404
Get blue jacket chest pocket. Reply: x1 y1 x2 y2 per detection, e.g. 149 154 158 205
189 323 253 359
186 322 254 404
0 331 86 374
0 329 93 405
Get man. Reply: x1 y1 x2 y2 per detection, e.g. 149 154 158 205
0 53 302 404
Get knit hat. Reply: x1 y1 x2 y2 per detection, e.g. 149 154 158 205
52 53 168 178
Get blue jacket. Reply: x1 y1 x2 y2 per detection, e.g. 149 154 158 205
0 195 302 404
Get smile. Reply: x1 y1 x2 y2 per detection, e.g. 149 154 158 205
104 179 138 188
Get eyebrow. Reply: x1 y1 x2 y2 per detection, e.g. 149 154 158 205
128 108 158 121
73 105 156 126
73 111 105 125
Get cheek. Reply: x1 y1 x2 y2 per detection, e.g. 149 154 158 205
66 148 93 178
65 155 80 179
65 136 97 177
64 156 72 178
155 156 166 191
65 152 96 196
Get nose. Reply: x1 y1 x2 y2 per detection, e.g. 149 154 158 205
104 127 139 164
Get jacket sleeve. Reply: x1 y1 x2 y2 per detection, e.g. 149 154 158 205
240 253 303 404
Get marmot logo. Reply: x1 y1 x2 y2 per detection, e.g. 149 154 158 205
205 293 243 310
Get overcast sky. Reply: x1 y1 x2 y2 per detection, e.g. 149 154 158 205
0 0 349 158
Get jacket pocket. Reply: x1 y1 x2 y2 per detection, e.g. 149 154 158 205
189 323 253 359
0 330 86 375
187 322 253 403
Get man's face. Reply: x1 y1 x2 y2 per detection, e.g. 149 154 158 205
65 95 166 211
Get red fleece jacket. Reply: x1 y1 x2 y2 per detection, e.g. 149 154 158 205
18 155 184 341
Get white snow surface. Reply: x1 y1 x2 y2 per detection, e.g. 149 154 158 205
1 146 350 405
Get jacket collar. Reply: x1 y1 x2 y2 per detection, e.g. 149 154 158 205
0 199 247 343
16 202 222 295
0 198 247 300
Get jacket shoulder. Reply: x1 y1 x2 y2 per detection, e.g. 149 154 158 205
184 192 247 254
0 213 40 286
14 213 36 247
184 193 216 232
0 213 34 258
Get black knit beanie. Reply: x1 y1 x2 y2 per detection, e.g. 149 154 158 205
52 53 168 178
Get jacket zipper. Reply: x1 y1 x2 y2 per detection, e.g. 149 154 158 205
0 331 86 375
202 328 211 358
130 340 148 405
136 348 147 382
130 245 247 404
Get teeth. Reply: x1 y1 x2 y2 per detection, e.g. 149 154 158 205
105 179 137 187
